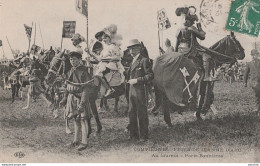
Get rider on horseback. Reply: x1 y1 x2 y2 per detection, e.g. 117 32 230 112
87 24 125 98
175 6 212 81
71 33 85 55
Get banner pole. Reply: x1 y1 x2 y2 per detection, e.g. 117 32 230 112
28 39 31 54
162 30 164 50
61 37 63 50
157 10 161 55
28 22 33 54
61 19 64 50
157 24 161 55
86 0 88 46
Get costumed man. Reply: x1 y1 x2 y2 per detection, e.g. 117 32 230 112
244 49 260 114
71 33 94 77
126 39 154 141
175 6 212 81
71 33 84 55
59 51 93 151
165 38 175 54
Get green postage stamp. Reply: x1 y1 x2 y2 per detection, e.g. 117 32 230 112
226 0 260 37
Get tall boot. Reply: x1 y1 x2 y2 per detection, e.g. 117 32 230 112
95 75 110 90
203 55 211 81
94 115 102 134
100 76 115 97
86 118 92 138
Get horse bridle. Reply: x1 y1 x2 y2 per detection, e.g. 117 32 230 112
230 36 243 54
48 57 65 76
47 57 66 86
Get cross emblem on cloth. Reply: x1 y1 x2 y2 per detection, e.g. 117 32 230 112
180 67 200 102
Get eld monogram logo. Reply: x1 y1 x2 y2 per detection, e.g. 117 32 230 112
14 151 25 158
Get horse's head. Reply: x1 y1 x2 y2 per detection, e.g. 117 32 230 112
31 56 40 70
210 32 245 63
39 46 55 64
228 33 245 60
45 50 71 85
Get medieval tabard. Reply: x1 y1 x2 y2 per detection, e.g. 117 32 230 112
65 64 94 119
175 25 206 54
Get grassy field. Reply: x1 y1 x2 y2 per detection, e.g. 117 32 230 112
0 80 259 163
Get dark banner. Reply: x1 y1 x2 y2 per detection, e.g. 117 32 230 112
62 21 76 38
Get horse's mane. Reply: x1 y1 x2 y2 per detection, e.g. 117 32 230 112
39 49 55 64
210 35 244 57
49 53 71 75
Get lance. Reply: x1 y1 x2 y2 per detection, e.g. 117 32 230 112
33 22 37 45
1 46 6 59
85 0 89 46
38 22 45 49
27 22 33 54
61 18 65 50
157 10 161 55
5 36 15 58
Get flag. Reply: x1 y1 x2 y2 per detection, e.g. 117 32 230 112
24 24 32 40
76 0 88 17
157 9 171 31
30 44 41 55
0 40 2 47
62 21 76 38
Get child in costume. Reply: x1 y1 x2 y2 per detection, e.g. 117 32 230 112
87 24 125 97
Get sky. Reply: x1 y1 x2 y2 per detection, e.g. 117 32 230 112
0 0 259 62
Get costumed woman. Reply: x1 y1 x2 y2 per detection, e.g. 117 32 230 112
86 24 125 97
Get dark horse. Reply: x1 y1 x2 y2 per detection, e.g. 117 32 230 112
152 32 245 126
45 51 102 136
97 41 151 113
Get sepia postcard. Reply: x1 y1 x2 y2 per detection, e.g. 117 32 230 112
0 0 259 164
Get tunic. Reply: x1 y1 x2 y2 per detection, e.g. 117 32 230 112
65 65 94 119
175 25 206 54
28 76 44 97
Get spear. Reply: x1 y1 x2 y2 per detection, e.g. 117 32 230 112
38 22 45 49
5 36 15 58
